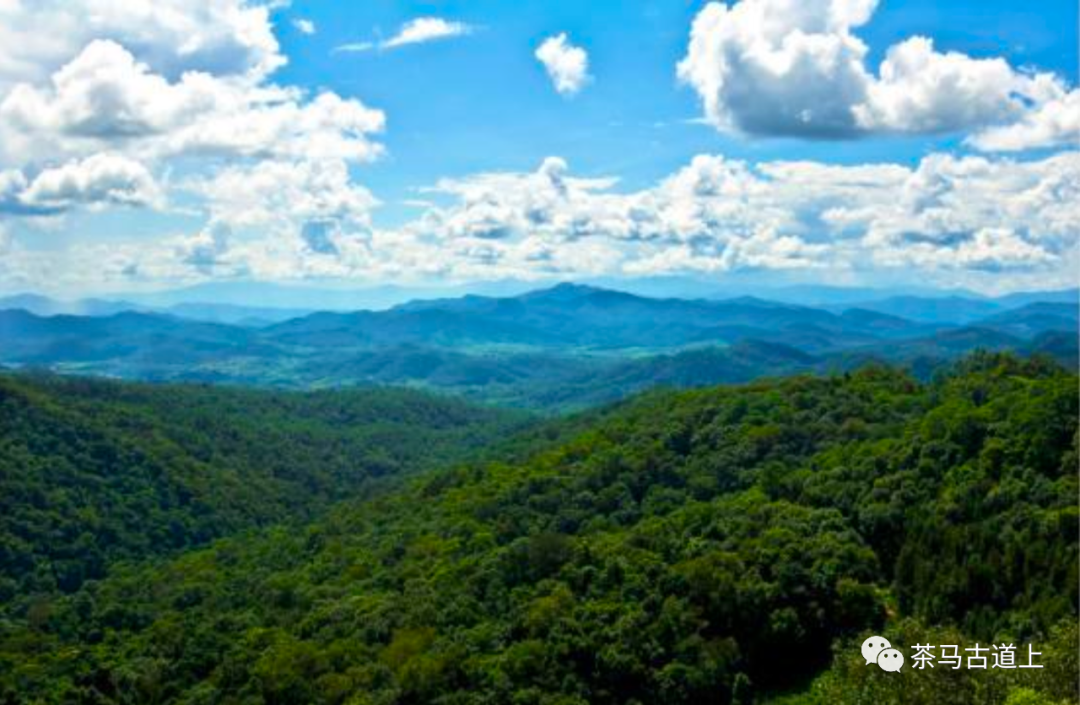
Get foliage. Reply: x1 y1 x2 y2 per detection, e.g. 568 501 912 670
0 373 526 598
0 353 1076 703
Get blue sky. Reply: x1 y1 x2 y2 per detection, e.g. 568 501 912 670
276 0 1077 225
0 0 1076 297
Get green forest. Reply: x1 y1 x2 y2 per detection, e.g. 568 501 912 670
0 375 527 599
0 352 1076 704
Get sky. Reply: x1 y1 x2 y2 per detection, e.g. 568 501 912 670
0 0 1077 298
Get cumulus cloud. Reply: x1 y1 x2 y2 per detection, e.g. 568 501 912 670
0 1 385 237
855 36 1069 135
335 17 473 53
5 150 1076 293
677 0 874 138
189 159 377 231
178 221 234 274
677 0 1080 148
172 158 379 277
0 0 283 89
1 0 1076 295
0 39 385 167
968 91 1080 152
0 0 394 295
535 33 590 96
293 19 316 36
0 153 159 214
398 151 1078 282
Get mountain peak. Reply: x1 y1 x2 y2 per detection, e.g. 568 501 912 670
517 282 611 301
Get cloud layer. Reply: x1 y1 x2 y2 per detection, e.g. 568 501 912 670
677 0 1079 147
399 151 1078 281
0 0 1075 297
14 150 1073 293
0 1 387 290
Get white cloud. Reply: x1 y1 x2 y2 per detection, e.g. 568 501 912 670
0 0 1076 296
0 0 389 283
189 159 377 230
968 90 1080 152
877 227 1056 272
855 36 1066 134
333 42 375 54
170 158 379 278
384 17 472 49
394 151 1078 284
535 33 590 96
335 17 473 53
0 153 159 214
0 40 385 167
0 0 283 90
677 0 1079 148
23 153 160 210
677 0 875 137
293 18 316 36
4 149 1076 294
1 39 194 154
178 221 235 275
0 168 29 210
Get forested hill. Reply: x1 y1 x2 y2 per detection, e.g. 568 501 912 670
2 352 1075 703
0 374 527 598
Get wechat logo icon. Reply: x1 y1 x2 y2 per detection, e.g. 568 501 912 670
862 636 904 671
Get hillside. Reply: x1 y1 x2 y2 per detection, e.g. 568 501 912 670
0 375 526 597
1 353 1075 703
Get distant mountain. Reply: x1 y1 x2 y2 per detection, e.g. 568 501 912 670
519 340 822 410
838 307 921 332
838 295 1003 324
0 292 314 326
0 309 273 367
275 283 891 350
1029 330 1079 370
748 284 984 306
974 302 1079 338
0 293 143 317
836 289 1078 325
0 283 1073 410
581 275 982 304
119 279 539 312
881 326 1027 357
163 302 315 326
8 282 1074 326
993 288 1078 308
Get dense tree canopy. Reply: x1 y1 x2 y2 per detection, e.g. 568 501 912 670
0 374 526 598
0 353 1075 703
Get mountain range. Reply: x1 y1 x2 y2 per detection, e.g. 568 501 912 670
1 283 1075 411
